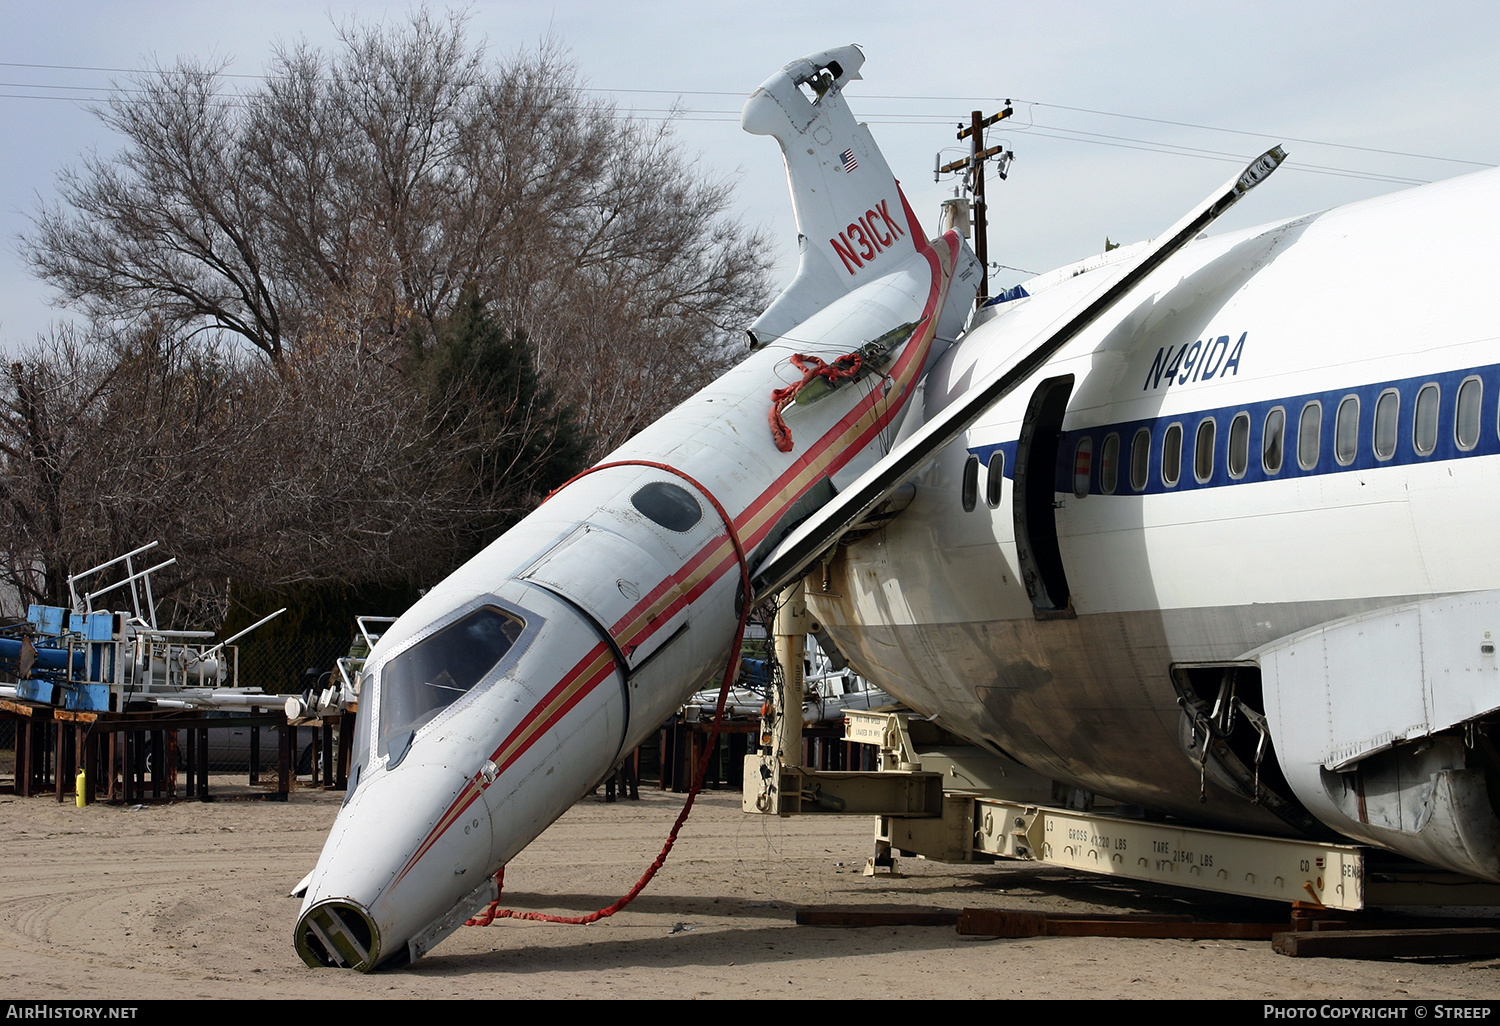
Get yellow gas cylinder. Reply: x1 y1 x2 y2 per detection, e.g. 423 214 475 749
75 767 87 808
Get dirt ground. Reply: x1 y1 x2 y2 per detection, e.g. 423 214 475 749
0 783 1497 1001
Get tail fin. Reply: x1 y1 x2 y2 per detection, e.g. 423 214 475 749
742 46 929 347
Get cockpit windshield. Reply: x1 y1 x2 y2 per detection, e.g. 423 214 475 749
376 605 525 764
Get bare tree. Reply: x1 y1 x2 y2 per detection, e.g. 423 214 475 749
22 9 772 455
9 10 771 630
0 302 583 626
0 326 119 609
25 66 289 361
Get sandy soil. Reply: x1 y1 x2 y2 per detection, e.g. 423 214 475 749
0 783 1496 1001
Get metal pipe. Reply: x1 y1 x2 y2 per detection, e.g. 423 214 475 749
357 616 397 650
150 692 279 710
82 558 178 610
68 541 159 598
200 607 286 660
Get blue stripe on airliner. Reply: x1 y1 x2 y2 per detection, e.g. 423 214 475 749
967 363 1499 496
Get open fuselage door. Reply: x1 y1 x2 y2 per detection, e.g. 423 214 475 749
1013 376 1074 615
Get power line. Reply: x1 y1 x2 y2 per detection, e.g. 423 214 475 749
1023 100 1493 168
0 89 957 126
0 96 1442 185
0 60 1485 182
1009 123 1431 186
0 59 260 78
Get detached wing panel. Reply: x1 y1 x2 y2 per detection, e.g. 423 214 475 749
751 147 1289 599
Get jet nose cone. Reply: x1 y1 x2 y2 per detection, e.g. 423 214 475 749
294 583 634 968
294 751 496 970
296 898 382 971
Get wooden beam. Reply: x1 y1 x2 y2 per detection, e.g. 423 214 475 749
795 908 961 927
957 908 1282 939
1273 927 1500 958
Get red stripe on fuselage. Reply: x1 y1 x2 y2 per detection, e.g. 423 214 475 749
401 216 958 883
393 640 619 883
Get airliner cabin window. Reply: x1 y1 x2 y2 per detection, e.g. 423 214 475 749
1263 407 1285 474
1073 437 1093 498
1298 401 1321 471
961 454 979 511
1130 427 1151 491
1456 376 1482 451
1162 423 1183 487
1335 395 1359 466
986 450 1005 507
1194 418 1215 483
1228 412 1250 479
1374 389 1399 460
1100 433 1120 495
1414 383 1440 455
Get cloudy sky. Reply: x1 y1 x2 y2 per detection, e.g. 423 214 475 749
3 0 1498 353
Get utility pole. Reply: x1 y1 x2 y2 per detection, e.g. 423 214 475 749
938 104 1013 306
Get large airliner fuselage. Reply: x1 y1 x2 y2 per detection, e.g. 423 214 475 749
814 167 1500 872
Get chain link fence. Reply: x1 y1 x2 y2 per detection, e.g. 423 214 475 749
234 633 357 697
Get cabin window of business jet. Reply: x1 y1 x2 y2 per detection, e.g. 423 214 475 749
631 481 703 532
1228 412 1250 479
1194 418 1215 483
1100 433 1120 494
1162 423 1183 487
962 453 979 511
986 450 1005 507
1298 401 1321 470
1130 427 1151 491
1073 437 1093 498
1456 376 1482 450
1263 407 1285 474
1414 383 1440 455
1374 389 1399 460
1335 395 1359 466
378 606 526 764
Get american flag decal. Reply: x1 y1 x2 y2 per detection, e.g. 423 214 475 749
841 148 858 173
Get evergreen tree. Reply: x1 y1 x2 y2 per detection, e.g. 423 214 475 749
412 284 591 559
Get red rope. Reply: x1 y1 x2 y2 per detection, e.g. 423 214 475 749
467 460 754 928
768 353 864 453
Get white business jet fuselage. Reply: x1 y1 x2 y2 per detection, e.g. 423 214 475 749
295 46 981 970
295 45 1500 971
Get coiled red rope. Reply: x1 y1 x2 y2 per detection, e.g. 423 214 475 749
467 460 754 928
768 353 864 453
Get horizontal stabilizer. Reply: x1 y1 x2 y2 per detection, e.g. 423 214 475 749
751 146 1287 598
